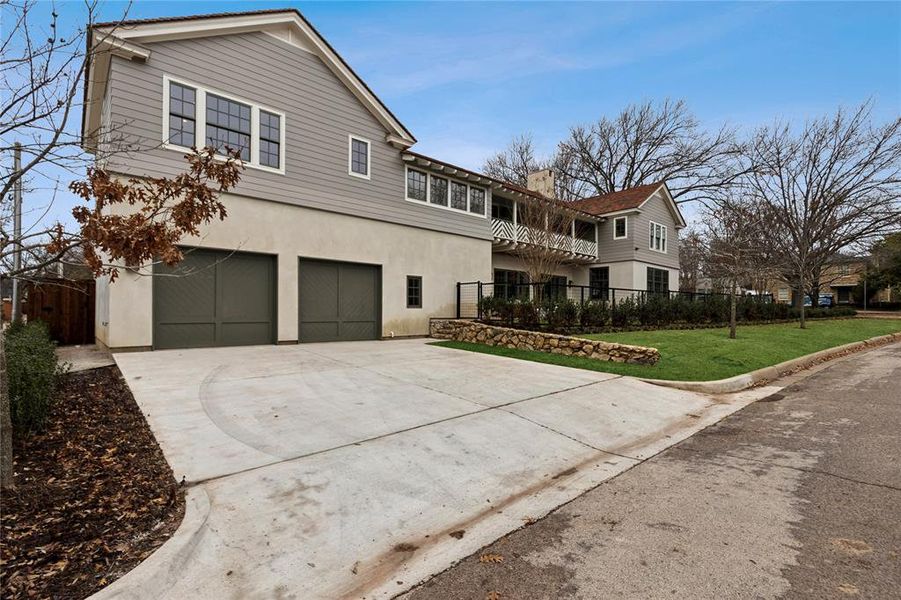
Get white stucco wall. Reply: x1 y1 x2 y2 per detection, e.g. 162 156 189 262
100 191 492 349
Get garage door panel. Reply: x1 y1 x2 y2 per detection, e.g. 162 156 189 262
340 321 377 341
298 259 379 343
299 261 339 321
155 254 216 323
299 322 341 343
219 322 274 346
218 254 274 321
155 323 216 349
339 266 378 322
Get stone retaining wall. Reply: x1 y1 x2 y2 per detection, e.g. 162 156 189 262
430 319 659 365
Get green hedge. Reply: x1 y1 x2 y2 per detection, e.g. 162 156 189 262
478 295 856 332
5 320 65 432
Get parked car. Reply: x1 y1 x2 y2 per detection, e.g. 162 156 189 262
803 294 834 308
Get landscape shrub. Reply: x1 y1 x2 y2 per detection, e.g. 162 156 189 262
4 320 65 432
580 300 609 328
544 299 579 329
476 292 856 333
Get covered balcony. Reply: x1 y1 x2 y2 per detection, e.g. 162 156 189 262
490 197 599 263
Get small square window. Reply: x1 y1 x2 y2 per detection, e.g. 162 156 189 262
451 181 468 211
430 176 448 206
613 216 627 239
407 276 422 308
349 136 370 178
406 169 428 201
468 187 486 215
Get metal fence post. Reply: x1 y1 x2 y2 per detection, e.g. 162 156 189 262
477 281 483 320
456 282 461 319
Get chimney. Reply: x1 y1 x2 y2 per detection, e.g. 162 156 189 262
526 169 556 199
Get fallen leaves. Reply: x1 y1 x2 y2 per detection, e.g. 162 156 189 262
486 591 502 600
0 367 185 600
479 553 504 564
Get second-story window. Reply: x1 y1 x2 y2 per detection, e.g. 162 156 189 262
168 83 196 147
649 221 667 253
469 187 486 215
451 181 468 211
406 168 428 201
260 111 281 168
430 176 448 206
205 93 251 161
349 135 370 178
613 216 627 239
163 76 285 174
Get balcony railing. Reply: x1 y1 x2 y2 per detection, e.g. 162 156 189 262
491 218 598 258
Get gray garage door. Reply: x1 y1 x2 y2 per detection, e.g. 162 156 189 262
298 259 380 342
153 249 276 349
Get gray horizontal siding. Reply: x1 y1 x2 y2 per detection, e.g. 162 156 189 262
596 214 638 263
594 191 680 268
633 192 680 268
106 31 491 240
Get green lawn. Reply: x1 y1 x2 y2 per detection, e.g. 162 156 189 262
432 318 901 381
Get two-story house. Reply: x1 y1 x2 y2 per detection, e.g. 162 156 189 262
83 8 684 351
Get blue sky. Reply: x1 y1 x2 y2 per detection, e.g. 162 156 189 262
11 0 901 228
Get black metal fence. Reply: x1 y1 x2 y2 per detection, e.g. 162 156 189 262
455 281 773 320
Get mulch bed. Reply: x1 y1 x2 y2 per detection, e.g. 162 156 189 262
1 366 185 599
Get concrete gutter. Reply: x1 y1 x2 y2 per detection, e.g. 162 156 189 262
640 332 901 394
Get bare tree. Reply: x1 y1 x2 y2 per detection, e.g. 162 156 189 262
703 196 773 338
557 99 743 204
512 196 576 299
482 134 589 201
0 1 244 489
739 103 901 327
678 228 705 292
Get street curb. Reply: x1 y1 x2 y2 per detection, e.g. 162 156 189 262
639 331 901 394
89 486 211 600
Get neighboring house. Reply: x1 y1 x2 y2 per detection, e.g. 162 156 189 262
767 255 892 305
82 8 684 351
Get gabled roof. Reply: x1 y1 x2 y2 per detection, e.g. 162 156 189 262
570 181 687 227
83 8 415 150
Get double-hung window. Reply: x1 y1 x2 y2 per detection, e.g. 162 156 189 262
613 216 627 239
206 93 251 161
349 135 370 178
168 83 196 147
260 111 281 168
649 221 667 253
163 76 285 173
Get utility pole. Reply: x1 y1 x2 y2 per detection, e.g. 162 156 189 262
11 142 23 322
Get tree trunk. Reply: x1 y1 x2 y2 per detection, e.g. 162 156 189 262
729 280 737 339
798 275 807 329
0 329 13 489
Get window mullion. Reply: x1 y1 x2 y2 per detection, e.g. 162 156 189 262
251 105 260 167
197 90 207 150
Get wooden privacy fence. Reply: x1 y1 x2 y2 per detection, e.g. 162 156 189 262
23 279 95 345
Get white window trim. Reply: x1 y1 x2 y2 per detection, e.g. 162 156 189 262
649 221 668 253
161 74 286 175
613 216 628 240
404 166 487 218
347 134 371 180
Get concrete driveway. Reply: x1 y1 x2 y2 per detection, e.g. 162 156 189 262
97 339 772 600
